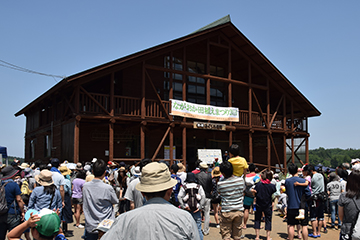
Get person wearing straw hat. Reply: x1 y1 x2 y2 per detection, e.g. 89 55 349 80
101 162 200 240
211 166 222 228
0 166 25 240
28 170 62 212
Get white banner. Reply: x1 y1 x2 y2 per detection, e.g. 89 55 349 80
170 99 239 122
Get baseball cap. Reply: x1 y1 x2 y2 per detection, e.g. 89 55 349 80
35 209 61 237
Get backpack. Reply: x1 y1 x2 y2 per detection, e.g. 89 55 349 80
351 198 360 239
182 184 201 212
0 182 10 215
21 180 31 195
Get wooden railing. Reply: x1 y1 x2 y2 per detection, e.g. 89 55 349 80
114 96 141 116
79 92 109 114
79 93 285 129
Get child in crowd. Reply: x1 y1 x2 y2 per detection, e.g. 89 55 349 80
227 144 248 177
7 209 66 240
252 169 276 240
276 186 287 218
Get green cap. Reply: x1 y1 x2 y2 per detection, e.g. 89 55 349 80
35 212 61 237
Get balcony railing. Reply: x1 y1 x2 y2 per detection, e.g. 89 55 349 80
79 92 290 129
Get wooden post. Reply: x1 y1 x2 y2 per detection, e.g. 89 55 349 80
283 134 287 173
249 131 253 163
74 117 80 163
109 121 114 162
206 39 210 105
110 73 114 116
291 102 294 163
267 133 271 169
305 135 309 164
182 127 186 167
248 62 252 128
267 79 270 128
228 44 232 146
170 126 174 165
75 85 80 114
141 62 146 159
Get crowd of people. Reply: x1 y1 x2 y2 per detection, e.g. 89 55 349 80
1 148 360 240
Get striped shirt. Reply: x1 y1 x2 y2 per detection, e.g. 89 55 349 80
217 175 245 212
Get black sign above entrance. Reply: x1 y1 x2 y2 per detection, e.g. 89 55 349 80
193 121 226 131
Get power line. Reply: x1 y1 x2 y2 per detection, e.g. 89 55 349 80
0 59 66 81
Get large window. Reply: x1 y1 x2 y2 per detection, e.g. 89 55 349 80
164 56 183 101
44 135 51 157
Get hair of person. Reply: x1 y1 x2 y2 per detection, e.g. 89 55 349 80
93 159 107 177
342 162 350 170
143 189 168 200
261 169 273 181
35 159 42 167
139 158 152 172
287 163 298 175
76 170 86 180
43 184 57 196
220 161 233 178
170 164 179 174
229 144 240 156
39 164 48 171
248 163 256 172
195 159 202 168
21 194 30 205
337 168 348 181
346 170 360 199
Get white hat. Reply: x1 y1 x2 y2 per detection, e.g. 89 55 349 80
199 162 208 169
351 158 360 164
136 162 177 193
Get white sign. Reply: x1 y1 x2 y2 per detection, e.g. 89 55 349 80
197 149 223 165
170 99 239 122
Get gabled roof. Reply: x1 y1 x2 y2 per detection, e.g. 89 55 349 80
15 15 320 117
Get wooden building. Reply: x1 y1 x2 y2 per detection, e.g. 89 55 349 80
15 16 320 171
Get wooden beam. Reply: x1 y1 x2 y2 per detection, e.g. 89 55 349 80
249 63 252 128
269 95 284 127
151 126 171 161
141 62 146 119
306 136 309 164
206 39 210 105
79 86 111 116
252 91 269 129
267 79 270 130
270 134 283 171
283 134 287 173
62 90 76 119
145 70 171 121
141 124 145 159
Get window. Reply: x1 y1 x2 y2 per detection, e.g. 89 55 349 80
30 139 36 159
44 135 51 157
210 80 227 107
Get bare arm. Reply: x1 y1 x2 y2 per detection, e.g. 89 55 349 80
339 206 344 222
60 185 65 207
294 180 309 187
7 214 41 240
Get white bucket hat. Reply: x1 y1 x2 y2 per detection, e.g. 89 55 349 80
136 162 177 193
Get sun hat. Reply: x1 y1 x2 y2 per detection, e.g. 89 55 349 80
59 165 71 176
76 162 83 170
177 163 186 172
35 209 61 237
20 163 30 170
119 167 125 171
84 165 91 172
131 166 141 176
211 166 221 178
1 166 19 180
136 162 177 193
199 162 208 169
351 158 360 164
35 170 54 186
92 219 114 233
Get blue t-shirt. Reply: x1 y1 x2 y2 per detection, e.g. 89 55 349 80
285 176 311 209
2 179 22 215
171 174 182 202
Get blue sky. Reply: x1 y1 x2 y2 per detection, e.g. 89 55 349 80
1 1 359 157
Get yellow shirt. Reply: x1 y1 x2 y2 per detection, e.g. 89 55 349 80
228 156 248 177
